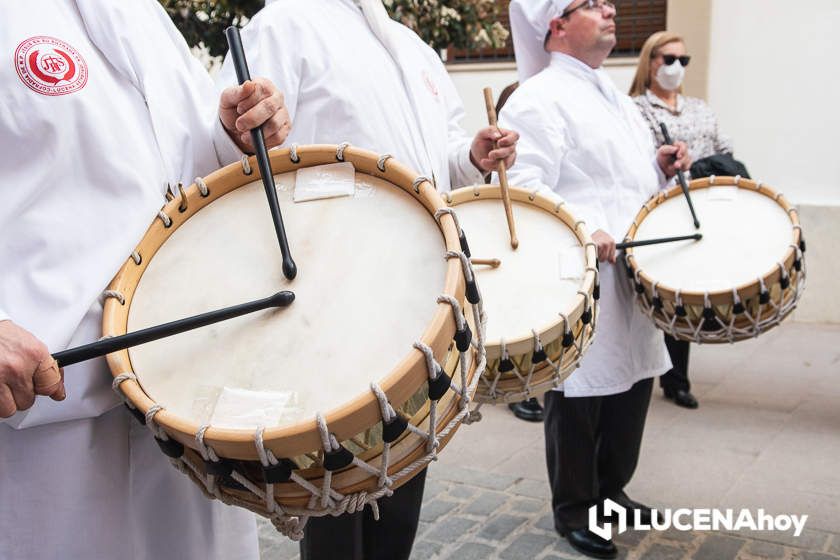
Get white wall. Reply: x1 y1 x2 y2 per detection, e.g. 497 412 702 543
704 0 840 323
706 0 840 206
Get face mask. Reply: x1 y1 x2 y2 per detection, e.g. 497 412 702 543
655 61 685 91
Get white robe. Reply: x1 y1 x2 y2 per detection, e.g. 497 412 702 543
0 1 257 557
216 0 485 192
498 52 671 397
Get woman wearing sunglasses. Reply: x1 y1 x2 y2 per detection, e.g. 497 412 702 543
630 31 733 166
629 31 734 410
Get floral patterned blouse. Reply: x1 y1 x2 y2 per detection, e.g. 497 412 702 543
633 89 733 163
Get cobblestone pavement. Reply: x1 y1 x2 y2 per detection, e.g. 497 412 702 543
258 323 840 559
258 467 840 560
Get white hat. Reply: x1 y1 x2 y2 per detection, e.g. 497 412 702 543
509 0 575 82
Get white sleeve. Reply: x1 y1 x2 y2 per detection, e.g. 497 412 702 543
712 112 734 155
0 309 9 323
437 68 486 189
76 0 236 180
213 117 244 168
653 154 669 189
499 94 610 235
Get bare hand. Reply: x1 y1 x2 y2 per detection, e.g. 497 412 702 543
470 127 519 174
656 141 691 179
219 77 291 154
592 229 616 264
0 320 65 418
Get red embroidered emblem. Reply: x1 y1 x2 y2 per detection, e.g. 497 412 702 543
15 36 88 96
422 70 439 98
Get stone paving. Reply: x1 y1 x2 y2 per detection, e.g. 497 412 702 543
258 323 840 559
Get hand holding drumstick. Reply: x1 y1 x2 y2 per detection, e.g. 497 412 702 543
0 291 295 418
225 26 297 280
593 230 702 264
479 88 519 249
657 122 698 229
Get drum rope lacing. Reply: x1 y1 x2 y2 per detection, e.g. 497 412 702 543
472 296 597 407
108 179 488 541
624 179 806 343
629 255 804 342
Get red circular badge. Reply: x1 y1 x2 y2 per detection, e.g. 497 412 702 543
15 36 88 96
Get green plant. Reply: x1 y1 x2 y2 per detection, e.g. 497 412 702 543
160 0 262 57
384 0 509 50
161 0 509 57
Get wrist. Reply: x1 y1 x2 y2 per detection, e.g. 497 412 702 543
469 151 487 175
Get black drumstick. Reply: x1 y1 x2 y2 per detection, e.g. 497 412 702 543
659 122 700 229
616 233 702 250
53 291 295 367
225 26 297 280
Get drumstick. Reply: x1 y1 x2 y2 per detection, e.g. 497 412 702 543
52 291 295 368
470 258 501 268
659 122 700 229
225 26 297 280
483 87 519 250
616 233 702 250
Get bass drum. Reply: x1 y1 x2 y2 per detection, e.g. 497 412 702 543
623 175 805 343
103 145 486 538
444 184 598 405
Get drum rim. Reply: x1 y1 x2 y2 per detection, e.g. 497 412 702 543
624 176 803 307
445 184 598 360
103 144 472 459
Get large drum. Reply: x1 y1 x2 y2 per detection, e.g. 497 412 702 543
443 185 598 404
103 145 486 538
623 175 806 343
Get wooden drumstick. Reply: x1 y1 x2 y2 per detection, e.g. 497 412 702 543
659 122 700 229
483 87 519 250
470 258 501 268
226 26 297 280
52 291 295 367
616 233 702 250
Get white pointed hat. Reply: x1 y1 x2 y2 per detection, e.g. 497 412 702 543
509 0 575 82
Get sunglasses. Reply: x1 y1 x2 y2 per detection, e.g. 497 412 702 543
659 54 691 67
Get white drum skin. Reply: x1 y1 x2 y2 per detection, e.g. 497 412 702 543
632 187 792 293
454 199 585 344
128 171 445 429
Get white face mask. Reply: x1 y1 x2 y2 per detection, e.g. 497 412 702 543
655 60 685 91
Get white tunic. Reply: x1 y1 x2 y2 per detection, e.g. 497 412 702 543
0 1 257 557
499 52 671 397
216 0 485 191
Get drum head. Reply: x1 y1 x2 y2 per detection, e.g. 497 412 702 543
445 185 597 403
453 198 585 345
127 169 446 429
632 186 793 293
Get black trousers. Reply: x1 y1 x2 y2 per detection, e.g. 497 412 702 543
660 334 691 392
544 378 653 532
299 467 427 560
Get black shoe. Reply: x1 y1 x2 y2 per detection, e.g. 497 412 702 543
508 398 544 422
607 492 661 526
564 528 618 559
663 387 699 409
